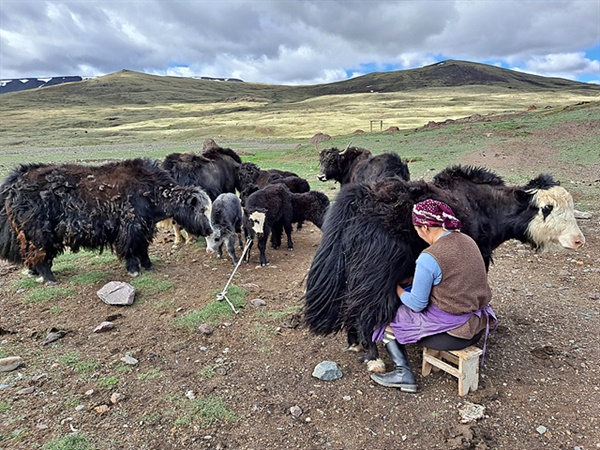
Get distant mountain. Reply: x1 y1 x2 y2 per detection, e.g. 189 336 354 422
0 76 87 94
1 60 597 102
300 60 599 97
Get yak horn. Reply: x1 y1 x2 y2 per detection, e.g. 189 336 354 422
339 141 352 155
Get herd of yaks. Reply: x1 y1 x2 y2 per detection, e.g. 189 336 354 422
0 138 588 372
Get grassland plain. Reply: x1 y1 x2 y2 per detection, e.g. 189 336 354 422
0 88 599 449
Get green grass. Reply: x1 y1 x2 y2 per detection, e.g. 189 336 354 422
71 271 109 285
173 395 237 428
254 305 302 322
58 353 99 375
137 368 161 381
198 366 216 379
98 376 119 387
176 285 247 329
130 273 174 296
0 401 10 414
42 434 96 450
24 287 75 304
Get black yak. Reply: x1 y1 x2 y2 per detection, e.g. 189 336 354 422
160 146 242 245
0 158 213 284
304 165 585 372
238 162 305 205
317 146 410 185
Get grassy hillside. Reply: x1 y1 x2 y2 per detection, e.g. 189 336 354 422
1 60 598 147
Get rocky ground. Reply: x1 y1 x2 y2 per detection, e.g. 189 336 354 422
1 114 599 449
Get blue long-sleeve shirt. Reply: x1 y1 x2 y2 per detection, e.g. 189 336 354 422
400 251 442 312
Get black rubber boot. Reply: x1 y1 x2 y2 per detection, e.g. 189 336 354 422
370 340 417 393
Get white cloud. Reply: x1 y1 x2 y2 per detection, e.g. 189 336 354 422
0 0 598 84
522 53 600 80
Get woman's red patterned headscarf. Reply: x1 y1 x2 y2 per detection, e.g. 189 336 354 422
412 199 462 231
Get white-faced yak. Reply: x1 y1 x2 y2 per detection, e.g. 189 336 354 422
304 165 585 372
243 183 294 267
317 146 410 185
0 158 213 284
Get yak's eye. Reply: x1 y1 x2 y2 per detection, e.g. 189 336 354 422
541 204 553 220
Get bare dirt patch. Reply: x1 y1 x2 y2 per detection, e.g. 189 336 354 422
1 120 599 449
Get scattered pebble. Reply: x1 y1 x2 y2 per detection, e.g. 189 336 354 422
94 405 110 414
43 330 67 345
536 425 547 435
121 353 138 365
110 393 125 404
250 298 267 307
198 323 215 335
290 405 302 417
93 321 115 333
16 386 35 395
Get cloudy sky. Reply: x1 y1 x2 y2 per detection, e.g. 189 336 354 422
1 0 599 85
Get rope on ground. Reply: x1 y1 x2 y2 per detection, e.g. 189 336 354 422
216 237 253 314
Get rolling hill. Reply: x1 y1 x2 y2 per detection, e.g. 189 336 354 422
1 60 598 146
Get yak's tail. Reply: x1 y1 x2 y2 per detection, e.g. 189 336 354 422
303 186 359 335
0 183 22 264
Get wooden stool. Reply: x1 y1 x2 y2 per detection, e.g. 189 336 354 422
421 346 483 396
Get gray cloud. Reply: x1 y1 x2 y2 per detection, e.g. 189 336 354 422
1 0 598 84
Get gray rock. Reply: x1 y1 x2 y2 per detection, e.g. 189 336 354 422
121 354 138 365
94 321 115 333
573 210 592 219
290 405 303 417
312 361 343 381
43 330 67 345
198 323 215 335
97 281 136 305
16 386 35 395
250 298 267 307
0 356 23 372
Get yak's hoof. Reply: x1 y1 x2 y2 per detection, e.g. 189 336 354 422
36 276 57 285
366 358 386 373
345 344 363 353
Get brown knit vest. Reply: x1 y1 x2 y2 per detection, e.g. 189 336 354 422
424 232 492 339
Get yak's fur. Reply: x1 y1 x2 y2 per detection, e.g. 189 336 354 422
161 147 242 201
290 190 331 229
304 165 584 370
238 162 302 204
0 158 213 283
317 147 410 185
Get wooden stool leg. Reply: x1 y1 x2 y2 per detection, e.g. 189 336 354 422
422 348 440 377
458 353 480 396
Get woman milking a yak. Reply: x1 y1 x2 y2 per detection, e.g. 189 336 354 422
304 165 585 392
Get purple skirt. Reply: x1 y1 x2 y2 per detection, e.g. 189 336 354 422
372 303 496 345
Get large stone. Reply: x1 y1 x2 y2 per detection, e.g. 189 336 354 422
97 281 136 306
0 356 23 372
312 361 342 381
